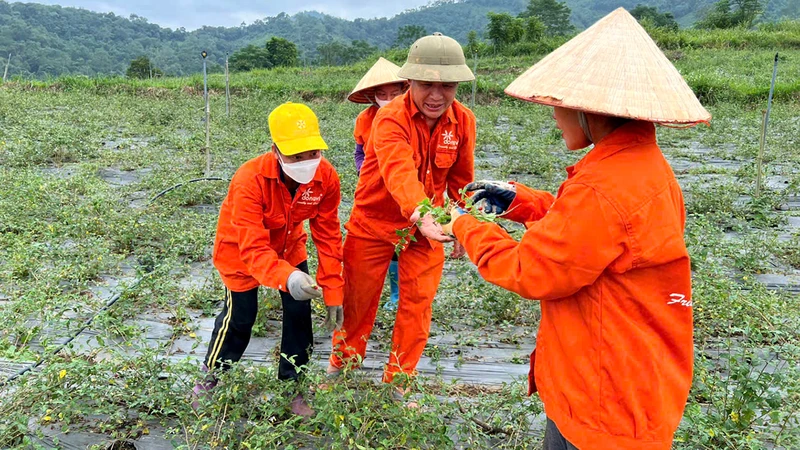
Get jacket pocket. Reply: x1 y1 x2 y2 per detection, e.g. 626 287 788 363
262 212 286 228
434 150 457 168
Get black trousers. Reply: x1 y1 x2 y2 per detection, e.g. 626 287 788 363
204 261 313 381
544 418 579 450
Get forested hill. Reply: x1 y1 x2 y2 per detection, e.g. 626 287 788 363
1 0 798 78
0 0 527 78
566 0 798 28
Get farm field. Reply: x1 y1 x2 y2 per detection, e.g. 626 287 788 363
1 48 800 449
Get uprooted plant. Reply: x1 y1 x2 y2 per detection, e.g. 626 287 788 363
395 190 500 255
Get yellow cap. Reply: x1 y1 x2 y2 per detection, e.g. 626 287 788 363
268 102 329 156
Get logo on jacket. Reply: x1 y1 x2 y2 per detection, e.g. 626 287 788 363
439 130 459 150
667 293 692 308
298 188 322 206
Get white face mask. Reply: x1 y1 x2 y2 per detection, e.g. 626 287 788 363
375 98 391 108
278 156 321 184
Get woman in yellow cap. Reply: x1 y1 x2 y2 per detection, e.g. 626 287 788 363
193 102 344 417
444 8 709 450
347 57 409 311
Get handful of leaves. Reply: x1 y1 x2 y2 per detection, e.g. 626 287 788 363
394 189 498 255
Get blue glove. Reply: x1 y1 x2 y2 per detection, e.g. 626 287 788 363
465 180 516 214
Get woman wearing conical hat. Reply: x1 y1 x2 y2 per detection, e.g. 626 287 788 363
347 57 409 311
348 57 409 175
442 8 707 450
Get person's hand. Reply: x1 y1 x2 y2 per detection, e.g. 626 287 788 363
440 205 465 237
450 241 466 259
410 205 454 243
325 306 344 332
465 180 516 214
287 271 322 301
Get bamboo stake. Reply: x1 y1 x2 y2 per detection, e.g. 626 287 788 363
756 53 779 197
202 51 211 177
2 53 10 82
470 51 478 110
225 53 230 117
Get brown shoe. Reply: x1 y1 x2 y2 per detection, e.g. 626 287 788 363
290 394 315 418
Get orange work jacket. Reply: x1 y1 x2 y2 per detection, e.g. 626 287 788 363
354 105 378 147
213 151 344 306
453 121 693 450
348 90 476 242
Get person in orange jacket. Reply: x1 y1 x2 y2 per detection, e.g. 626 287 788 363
327 33 476 391
194 102 344 417
348 57 409 311
442 9 709 450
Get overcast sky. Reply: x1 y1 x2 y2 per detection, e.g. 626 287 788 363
13 0 434 30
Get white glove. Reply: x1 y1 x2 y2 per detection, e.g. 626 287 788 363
325 306 344 332
287 271 321 301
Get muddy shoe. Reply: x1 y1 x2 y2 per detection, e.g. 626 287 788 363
290 393 315 418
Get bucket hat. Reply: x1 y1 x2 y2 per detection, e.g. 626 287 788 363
398 32 475 83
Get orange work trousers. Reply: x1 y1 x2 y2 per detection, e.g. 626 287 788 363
330 231 444 383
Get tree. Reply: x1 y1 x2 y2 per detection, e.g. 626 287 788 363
486 12 525 48
733 0 765 27
697 0 764 28
524 16 547 41
394 24 427 49
630 5 679 31
316 41 349 66
265 37 298 67
520 0 576 36
316 40 377 66
348 40 378 63
229 44 271 71
126 55 162 78
466 30 480 56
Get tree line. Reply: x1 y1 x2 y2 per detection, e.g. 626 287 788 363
1 0 798 79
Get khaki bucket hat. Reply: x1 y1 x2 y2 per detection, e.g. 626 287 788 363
398 32 475 83
504 8 710 126
347 57 406 104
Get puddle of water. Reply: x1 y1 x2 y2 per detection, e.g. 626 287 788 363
98 168 153 186
186 204 218 214
755 272 800 292
102 136 153 152
40 164 79 179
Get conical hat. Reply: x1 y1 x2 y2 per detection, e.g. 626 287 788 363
348 57 406 104
505 8 711 126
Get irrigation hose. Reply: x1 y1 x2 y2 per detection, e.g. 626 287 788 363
0 278 143 388
0 176 228 388
149 177 228 204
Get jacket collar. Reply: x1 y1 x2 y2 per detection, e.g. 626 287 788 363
567 121 656 177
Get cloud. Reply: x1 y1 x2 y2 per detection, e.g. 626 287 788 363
11 0 434 30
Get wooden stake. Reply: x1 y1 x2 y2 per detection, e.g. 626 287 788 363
756 109 766 197
203 53 211 177
756 53 779 197
225 54 230 117
470 51 478 110
2 53 10 82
